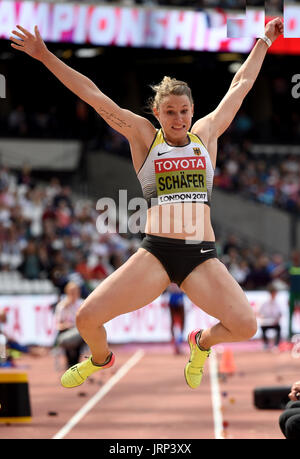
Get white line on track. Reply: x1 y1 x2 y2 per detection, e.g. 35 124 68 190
52 349 145 440
208 349 225 439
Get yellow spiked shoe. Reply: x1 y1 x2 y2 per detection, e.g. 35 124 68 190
184 329 211 389
61 353 115 388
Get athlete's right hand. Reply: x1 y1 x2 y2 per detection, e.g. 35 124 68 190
10 25 48 62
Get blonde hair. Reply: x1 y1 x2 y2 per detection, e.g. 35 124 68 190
148 76 193 112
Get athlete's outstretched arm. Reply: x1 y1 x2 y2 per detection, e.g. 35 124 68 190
192 17 283 139
9 25 153 141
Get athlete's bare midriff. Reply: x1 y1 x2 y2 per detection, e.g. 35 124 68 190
144 201 215 241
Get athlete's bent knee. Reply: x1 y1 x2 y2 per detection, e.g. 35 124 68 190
76 301 96 332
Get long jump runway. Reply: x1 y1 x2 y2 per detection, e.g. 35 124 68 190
0 342 298 439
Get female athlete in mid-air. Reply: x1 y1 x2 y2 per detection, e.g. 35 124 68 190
10 18 283 389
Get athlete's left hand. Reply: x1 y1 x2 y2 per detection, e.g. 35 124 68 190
265 17 284 44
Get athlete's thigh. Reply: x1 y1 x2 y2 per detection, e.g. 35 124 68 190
82 248 170 323
180 258 252 328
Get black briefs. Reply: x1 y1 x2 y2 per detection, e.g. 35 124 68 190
140 234 218 287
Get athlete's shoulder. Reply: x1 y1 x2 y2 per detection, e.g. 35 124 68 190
188 131 204 146
128 115 157 146
191 115 211 149
148 128 165 152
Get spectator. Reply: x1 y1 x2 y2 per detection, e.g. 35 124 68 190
91 255 109 280
45 177 61 202
19 239 45 279
0 225 24 270
223 234 240 255
53 185 74 216
288 250 300 339
229 259 250 287
49 250 70 293
22 187 45 237
54 282 85 368
75 252 93 281
245 255 272 290
0 167 13 193
257 284 282 350
17 164 35 190
268 253 286 280
55 201 73 234
0 309 46 365
166 283 186 355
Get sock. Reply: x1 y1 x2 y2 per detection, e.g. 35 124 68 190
91 352 113 367
196 331 210 351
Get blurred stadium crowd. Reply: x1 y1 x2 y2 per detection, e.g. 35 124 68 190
0 165 142 296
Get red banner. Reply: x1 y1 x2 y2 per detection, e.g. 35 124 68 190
1 2 300 54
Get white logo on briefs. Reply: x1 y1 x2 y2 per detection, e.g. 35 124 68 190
200 248 214 253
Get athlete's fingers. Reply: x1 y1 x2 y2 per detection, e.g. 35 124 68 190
16 24 34 39
11 29 26 40
34 25 42 39
10 43 25 52
10 36 24 46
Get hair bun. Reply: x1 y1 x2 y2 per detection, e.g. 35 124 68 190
148 76 193 112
